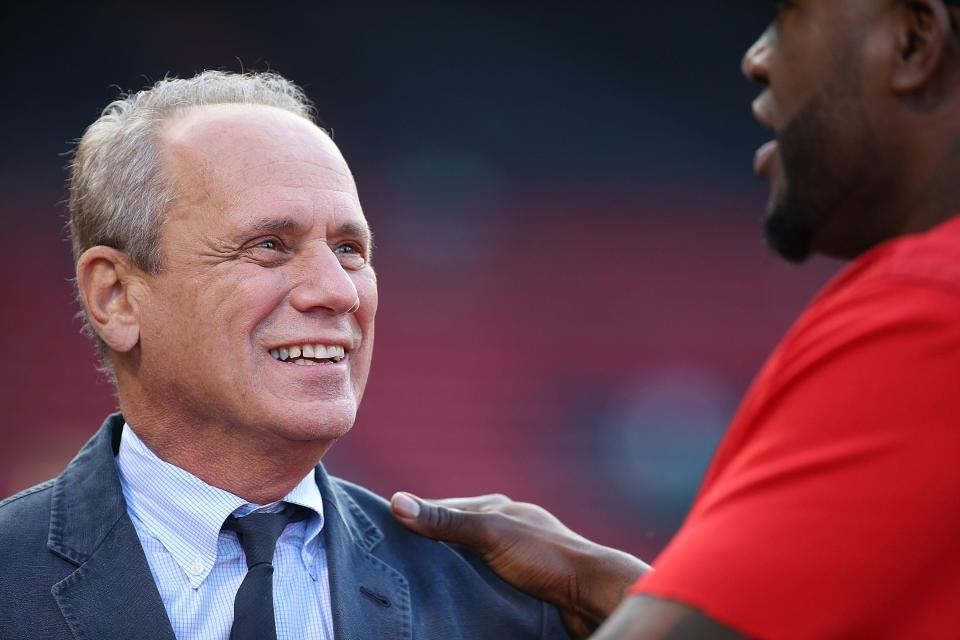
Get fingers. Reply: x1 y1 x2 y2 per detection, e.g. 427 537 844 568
390 492 495 549
424 494 513 512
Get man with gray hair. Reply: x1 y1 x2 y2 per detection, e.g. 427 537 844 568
0 71 569 640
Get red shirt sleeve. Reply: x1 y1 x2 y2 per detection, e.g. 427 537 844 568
630 277 960 640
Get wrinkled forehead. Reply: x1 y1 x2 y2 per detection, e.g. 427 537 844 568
161 104 357 206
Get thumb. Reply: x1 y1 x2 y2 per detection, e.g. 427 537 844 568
390 492 488 549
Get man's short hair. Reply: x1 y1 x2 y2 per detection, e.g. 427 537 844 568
67 70 318 377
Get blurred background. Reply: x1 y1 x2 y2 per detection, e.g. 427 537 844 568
0 2 839 560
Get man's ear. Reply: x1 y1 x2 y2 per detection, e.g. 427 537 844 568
75 246 146 353
891 0 953 94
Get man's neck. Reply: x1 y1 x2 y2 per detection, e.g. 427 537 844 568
891 116 960 236
118 403 332 504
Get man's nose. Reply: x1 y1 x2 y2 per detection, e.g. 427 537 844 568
742 25 774 86
289 246 361 315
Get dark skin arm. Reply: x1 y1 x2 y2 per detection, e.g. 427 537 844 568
390 493 743 639
593 596 743 640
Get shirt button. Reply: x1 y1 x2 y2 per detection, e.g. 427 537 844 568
189 560 205 576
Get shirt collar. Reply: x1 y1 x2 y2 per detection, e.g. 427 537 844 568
115 422 324 586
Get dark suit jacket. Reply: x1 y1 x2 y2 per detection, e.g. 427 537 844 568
0 414 569 640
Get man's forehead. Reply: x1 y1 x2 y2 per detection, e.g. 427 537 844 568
161 104 354 204
162 104 340 173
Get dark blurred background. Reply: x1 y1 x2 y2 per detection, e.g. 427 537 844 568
0 2 838 560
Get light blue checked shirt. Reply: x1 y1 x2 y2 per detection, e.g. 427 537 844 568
116 423 334 640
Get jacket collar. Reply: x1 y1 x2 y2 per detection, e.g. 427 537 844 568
315 466 383 553
315 456 411 639
47 412 129 565
48 413 177 640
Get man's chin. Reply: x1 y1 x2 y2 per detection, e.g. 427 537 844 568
282 409 356 444
763 196 815 264
245 398 358 448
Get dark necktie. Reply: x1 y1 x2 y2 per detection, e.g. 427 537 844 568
223 504 304 640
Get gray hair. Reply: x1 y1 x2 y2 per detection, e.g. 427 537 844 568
67 70 318 377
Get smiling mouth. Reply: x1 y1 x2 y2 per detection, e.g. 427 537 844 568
269 343 346 366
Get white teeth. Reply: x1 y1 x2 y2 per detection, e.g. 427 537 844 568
293 358 317 366
270 343 348 362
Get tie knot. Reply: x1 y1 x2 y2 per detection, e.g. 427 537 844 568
224 503 304 569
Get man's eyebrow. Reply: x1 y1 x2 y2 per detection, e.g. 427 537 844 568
244 218 370 239
245 217 304 235
334 222 373 245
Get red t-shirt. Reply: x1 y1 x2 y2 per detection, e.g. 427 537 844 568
630 216 960 639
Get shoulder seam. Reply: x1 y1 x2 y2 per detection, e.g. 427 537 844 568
0 478 56 510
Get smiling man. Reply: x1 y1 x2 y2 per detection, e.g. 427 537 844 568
0 72 569 640
390 1 960 638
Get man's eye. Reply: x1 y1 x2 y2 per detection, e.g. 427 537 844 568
334 243 367 265
334 243 361 255
256 239 280 251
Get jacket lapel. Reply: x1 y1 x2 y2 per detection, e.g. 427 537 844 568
317 468 412 640
48 414 176 640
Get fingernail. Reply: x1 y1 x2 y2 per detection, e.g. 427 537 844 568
392 492 420 519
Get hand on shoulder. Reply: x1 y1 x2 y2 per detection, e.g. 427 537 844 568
390 492 651 637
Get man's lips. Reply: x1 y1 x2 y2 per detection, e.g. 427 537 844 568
751 92 778 179
754 139 779 178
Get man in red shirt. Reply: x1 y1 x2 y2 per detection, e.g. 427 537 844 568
389 1 960 638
